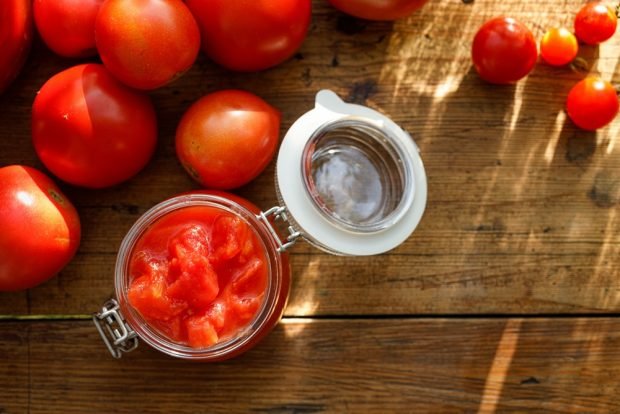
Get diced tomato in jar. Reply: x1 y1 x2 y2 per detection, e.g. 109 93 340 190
127 205 268 348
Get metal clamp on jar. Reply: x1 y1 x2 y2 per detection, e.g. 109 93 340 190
93 90 428 360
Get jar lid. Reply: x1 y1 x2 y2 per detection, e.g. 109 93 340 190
275 90 427 256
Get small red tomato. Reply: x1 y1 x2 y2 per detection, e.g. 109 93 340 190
540 27 578 66
32 64 158 188
34 0 104 58
176 90 281 190
566 77 619 130
0 165 81 291
0 0 33 93
95 0 200 90
574 2 617 45
472 17 538 84
185 0 311 71
327 0 429 21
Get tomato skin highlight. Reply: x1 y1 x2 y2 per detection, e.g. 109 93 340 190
566 77 619 131
175 90 281 190
32 64 158 188
185 0 311 71
95 0 200 90
540 28 578 66
34 0 104 58
327 0 429 21
0 166 81 291
472 17 538 84
574 2 617 45
0 0 33 93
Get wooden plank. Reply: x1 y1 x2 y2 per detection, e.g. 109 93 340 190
0 318 618 413
1 0 619 316
0 324 29 413
1 250 617 316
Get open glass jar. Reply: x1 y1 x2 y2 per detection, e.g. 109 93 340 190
93 90 427 360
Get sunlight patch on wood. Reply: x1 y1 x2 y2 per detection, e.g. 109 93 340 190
544 111 567 163
478 319 522 414
604 123 618 155
286 258 321 316
281 318 314 338
507 82 525 132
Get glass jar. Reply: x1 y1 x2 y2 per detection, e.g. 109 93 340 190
93 90 427 360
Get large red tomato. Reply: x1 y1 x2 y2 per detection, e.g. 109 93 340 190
472 17 538 84
34 0 104 58
185 0 311 71
95 0 200 90
566 77 619 131
327 0 429 21
176 90 281 190
32 64 158 188
0 0 33 93
0 165 81 291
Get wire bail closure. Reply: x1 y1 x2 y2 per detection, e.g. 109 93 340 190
93 299 139 359
257 206 302 252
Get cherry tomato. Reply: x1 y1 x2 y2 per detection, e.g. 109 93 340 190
472 17 538 84
540 27 578 66
0 0 33 93
34 0 104 58
574 2 617 45
0 165 81 291
327 0 429 21
95 0 200 90
32 64 158 188
566 77 619 130
176 90 281 190
185 0 311 71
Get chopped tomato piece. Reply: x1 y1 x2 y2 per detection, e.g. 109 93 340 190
210 215 248 263
186 315 219 348
231 258 264 297
167 255 219 308
127 272 187 321
204 300 228 333
228 294 262 326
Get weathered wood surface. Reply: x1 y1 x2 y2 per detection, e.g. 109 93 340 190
1 0 620 412
0 0 618 316
2 318 620 413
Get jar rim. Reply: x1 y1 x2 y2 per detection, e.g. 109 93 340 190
301 117 415 234
114 193 283 360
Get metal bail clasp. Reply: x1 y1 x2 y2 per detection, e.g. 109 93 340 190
93 299 138 359
257 206 302 252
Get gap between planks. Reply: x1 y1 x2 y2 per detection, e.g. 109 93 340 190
3 313 620 322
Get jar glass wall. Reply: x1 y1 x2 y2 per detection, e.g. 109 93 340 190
114 193 290 361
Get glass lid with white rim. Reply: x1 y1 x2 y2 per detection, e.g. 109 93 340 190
273 90 427 256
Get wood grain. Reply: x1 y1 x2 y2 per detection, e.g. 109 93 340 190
1 0 619 316
0 318 619 413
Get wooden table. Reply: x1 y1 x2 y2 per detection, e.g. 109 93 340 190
2 0 620 412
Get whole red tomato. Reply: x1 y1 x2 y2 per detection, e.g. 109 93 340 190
327 0 429 21
185 0 311 71
566 77 619 130
95 0 200 90
0 165 81 291
32 64 158 188
0 0 33 93
472 17 538 84
574 2 617 45
176 90 281 189
34 0 104 58
540 27 578 66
